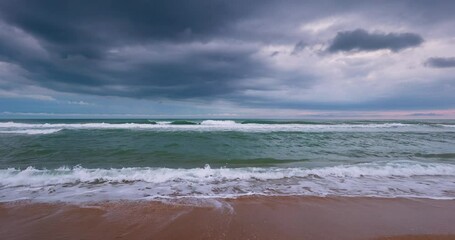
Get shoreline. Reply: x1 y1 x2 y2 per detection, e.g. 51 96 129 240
1 196 454 240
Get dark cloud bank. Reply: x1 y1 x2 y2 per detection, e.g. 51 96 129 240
328 29 423 53
0 0 276 100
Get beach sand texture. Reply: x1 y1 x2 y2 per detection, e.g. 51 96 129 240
1 197 454 240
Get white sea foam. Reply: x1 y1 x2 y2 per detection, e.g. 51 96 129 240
0 129 62 135
1 161 454 202
0 121 453 134
156 121 172 125
200 120 237 125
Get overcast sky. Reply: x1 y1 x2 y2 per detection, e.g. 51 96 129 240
1 0 455 118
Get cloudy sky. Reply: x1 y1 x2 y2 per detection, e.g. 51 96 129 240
1 0 455 118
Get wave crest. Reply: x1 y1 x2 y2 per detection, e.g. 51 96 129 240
1 121 454 134
1 161 454 202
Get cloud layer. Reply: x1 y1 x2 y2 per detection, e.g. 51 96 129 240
0 0 455 116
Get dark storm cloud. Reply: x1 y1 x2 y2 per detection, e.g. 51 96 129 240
28 44 272 99
328 29 424 53
0 0 264 59
0 0 258 40
0 0 282 99
425 57 455 68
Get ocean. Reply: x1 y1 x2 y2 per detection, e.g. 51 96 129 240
0 119 454 202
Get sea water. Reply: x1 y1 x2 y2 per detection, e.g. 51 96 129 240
0 119 454 202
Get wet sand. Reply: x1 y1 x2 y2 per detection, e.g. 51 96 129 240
0 197 454 240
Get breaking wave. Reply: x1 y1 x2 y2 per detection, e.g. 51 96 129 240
1 120 454 134
1 161 454 202
0 129 62 135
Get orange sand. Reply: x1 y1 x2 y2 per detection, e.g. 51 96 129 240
0 197 454 240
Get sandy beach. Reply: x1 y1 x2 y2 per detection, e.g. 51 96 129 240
1 197 454 240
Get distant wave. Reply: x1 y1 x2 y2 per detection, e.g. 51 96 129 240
0 129 62 135
1 120 454 134
169 120 198 125
1 161 454 202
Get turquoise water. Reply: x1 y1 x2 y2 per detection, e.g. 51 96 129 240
0 119 454 201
